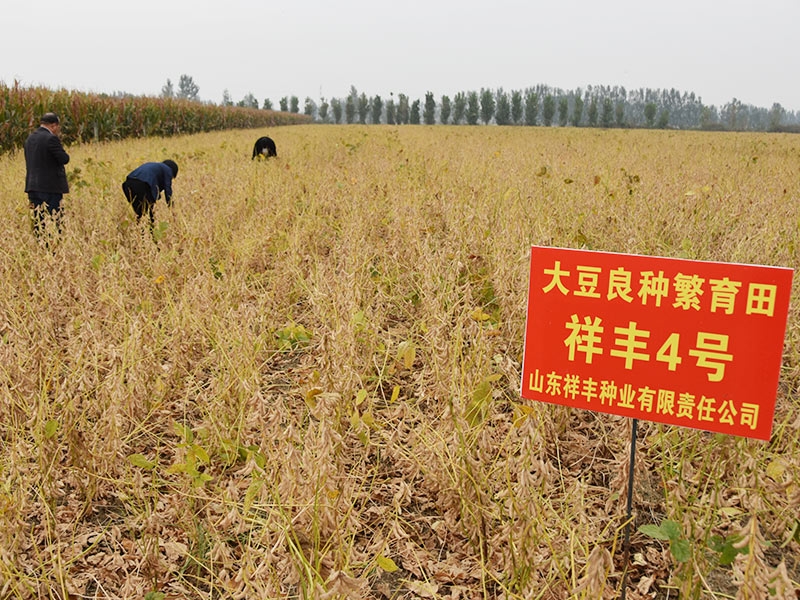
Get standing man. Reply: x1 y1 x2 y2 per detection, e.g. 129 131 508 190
122 160 179 227
24 112 70 236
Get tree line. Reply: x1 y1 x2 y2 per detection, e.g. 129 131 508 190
161 75 800 133
226 85 800 133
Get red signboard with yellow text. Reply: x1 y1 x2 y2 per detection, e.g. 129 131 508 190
521 246 793 440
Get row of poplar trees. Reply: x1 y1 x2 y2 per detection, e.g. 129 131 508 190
261 85 799 132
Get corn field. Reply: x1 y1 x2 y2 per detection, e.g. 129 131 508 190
0 82 309 154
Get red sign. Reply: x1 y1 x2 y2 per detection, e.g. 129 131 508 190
521 246 793 440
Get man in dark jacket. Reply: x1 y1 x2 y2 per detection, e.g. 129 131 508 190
24 112 70 235
122 160 179 227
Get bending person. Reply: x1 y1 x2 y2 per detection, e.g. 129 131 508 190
122 160 179 227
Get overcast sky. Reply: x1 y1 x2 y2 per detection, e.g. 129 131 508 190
3 0 799 112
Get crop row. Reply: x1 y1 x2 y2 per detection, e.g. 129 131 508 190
0 82 309 154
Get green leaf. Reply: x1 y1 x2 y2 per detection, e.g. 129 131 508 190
208 256 223 279
244 477 262 513
192 444 209 463
145 592 165 600
44 419 59 439
352 310 367 330
90 253 105 271
466 379 492 427
253 450 266 470
670 538 691 563
127 454 156 470
661 520 682 541
153 220 169 242
192 472 212 488
710 534 747 565
173 422 193 443
167 462 186 474
357 429 369 446
708 534 725 552
361 411 379 429
719 541 743 566
638 524 670 541
376 554 399 572
275 322 312 350
766 459 785 480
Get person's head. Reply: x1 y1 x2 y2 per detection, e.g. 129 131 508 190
163 159 179 178
40 112 61 134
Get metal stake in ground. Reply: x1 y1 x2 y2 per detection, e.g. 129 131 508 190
620 418 638 600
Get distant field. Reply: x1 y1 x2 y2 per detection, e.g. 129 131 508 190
0 125 798 599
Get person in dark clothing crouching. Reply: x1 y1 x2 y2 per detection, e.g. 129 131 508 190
122 160 178 227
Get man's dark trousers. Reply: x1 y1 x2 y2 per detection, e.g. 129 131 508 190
122 178 156 226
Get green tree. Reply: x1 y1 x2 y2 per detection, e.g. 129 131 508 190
440 95 452 124
279 97 289 112
161 79 174 98
318 98 329 122
177 74 199 101
700 105 717 129
480 88 495 124
290 96 299 113
495 90 511 125
221 89 233 106
331 98 343 123
511 90 523 124
615 101 625 127
768 102 785 131
357 93 368 124
262 98 273 110
346 85 359 123
453 92 467 124
304 97 315 118
240 92 259 109
558 96 568 126
644 102 657 128
587 96 598 126
657 109 669 129
722 98 743 130
466 91 480 125
542 94 556 126
410 99 421 124
524 90 539 125
423 92 436 125
397 94 410 124
385 97 396 124
601 97 614 127
571 94 584 127
371 95 383 124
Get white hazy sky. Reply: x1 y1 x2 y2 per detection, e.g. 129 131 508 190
3 0 799 112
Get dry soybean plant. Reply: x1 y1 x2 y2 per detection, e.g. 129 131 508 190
0 125 798 599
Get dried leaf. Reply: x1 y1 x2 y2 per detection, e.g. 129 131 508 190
397 340 416 369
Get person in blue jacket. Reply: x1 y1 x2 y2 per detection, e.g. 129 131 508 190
122 160 178 226
24 112 70 236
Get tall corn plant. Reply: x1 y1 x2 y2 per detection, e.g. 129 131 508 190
0 82 309 154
